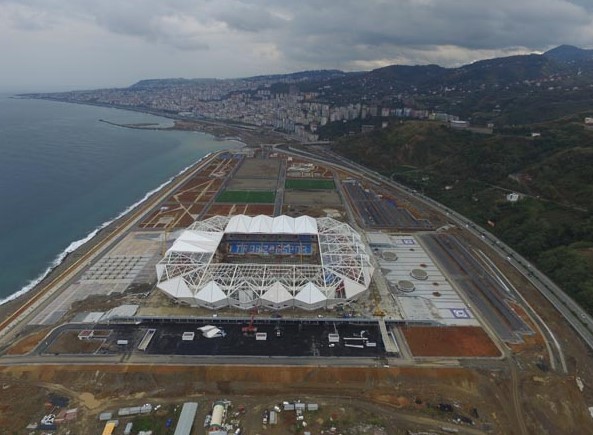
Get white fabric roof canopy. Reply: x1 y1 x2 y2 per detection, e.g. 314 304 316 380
225 215 318 235
169 230 223 254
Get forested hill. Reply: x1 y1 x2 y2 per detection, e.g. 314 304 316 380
333 120 593 314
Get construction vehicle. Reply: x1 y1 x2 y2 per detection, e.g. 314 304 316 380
242 310 258 335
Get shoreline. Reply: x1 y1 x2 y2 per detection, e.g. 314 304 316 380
19 95 292 146
0 95 282 322
98 119 246 143
0 152 216 322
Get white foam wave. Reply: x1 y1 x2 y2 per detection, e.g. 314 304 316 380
0 153 211 306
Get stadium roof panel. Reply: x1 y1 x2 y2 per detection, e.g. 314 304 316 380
226 214 252 233
261 281 293 304
159 275 194 299
170 230 223 254
295 215 318 234
272 215 295 234
224 214 317 235
295 282 327 305
196 281 227 303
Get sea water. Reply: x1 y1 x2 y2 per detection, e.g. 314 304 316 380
0 95 237 303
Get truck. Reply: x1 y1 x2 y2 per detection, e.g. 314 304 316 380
262 409 269 425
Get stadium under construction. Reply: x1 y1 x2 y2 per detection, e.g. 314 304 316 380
156 215 375 310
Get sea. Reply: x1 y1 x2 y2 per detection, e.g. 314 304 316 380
0 94 239 304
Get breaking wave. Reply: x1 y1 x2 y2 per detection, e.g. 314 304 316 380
0 153 211 306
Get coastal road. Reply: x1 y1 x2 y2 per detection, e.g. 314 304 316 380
281 145 593 359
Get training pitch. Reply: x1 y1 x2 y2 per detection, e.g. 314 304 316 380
285 178 336 190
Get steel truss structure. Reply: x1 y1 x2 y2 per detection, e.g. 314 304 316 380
156 215 374 310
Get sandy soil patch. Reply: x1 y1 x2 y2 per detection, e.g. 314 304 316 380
284 190 342 206
5 327 51 355
402 326 501 357
234 159 281 179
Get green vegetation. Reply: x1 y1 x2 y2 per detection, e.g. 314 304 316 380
130 404 181 435
333 120 593 314
285 178 336 190
216 190 276 203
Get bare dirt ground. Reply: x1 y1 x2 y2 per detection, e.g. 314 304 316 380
205 203 275 218
1 363 591 434
286 159 335 179
46 331 104 354
449 227 593 430
283 204 346 219
227 178 277 190
5 327 51 355
244 204 277 215
235 159 281 179
401 326 501 358
284 190 342 206
139 176 225 229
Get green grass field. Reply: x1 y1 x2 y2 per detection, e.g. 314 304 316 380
216 190 276 203
285 178 335 190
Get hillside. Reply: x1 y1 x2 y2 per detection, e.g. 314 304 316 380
311 46 593 127
544 45 593 62
332 121 593 314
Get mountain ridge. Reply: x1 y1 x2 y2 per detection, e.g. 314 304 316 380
127 44 592 88
543 44 593 62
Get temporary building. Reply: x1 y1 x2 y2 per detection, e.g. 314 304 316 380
173 402 198 435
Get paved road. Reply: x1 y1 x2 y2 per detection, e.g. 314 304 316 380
273 158 286 216
281 145 593 354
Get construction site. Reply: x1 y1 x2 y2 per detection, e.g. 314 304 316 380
1 146 593 434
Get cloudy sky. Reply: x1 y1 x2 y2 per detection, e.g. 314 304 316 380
2 0 593 91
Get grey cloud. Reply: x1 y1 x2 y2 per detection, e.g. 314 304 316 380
215 4 287 32
254 0 593 68
2 0 593 90
88 2 211 50
0 1 58 31
6 0 593 56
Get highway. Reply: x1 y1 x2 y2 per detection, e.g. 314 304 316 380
282 145 593 355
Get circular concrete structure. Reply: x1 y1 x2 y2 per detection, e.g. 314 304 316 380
397 280 415 292
410 268 428 280
382 251 398 261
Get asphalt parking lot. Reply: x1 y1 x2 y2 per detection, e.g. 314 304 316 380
41 321 385 358
143 321 383 357
343 182 432 230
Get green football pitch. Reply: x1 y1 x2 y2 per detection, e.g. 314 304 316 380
284 179 335 190
216 190 276 203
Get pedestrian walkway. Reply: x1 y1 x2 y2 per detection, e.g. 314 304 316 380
378 318 400 354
